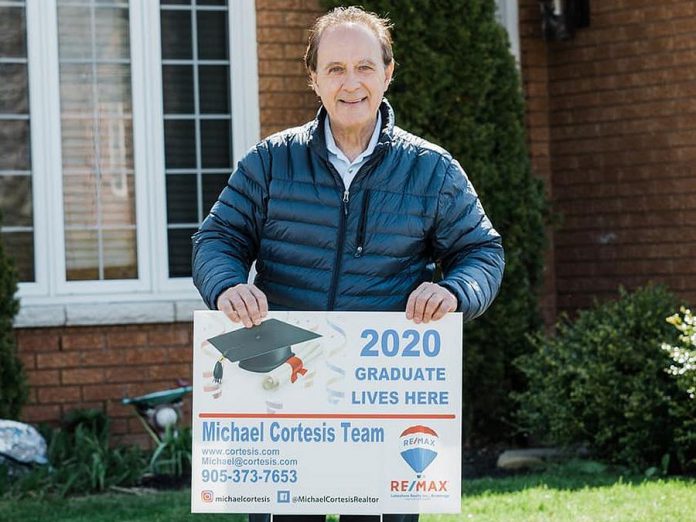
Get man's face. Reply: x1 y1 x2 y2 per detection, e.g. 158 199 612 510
311 23 393 135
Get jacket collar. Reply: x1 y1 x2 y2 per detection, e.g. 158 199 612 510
309 98 395 161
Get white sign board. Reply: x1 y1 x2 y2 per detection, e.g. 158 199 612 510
191 311 462 514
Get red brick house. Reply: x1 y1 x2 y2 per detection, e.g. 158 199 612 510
521 0 696 324
3 0 695 444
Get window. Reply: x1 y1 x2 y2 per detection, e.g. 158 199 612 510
160 1 234 278
0 0 259 326
0 1 34 283
57 1 138 281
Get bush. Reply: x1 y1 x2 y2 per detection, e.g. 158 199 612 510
0 210 26 419
662 307 696 399
515 286 696 473
149 426 192 477
1 409 146 498
661 307 696 471
320 0 548 443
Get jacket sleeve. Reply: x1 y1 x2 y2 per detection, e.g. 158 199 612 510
433 159 505 322
192 145 269 310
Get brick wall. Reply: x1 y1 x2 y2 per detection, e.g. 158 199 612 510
519 0 557 326
257 0 323 138
521 0 696 314
17 323 192 447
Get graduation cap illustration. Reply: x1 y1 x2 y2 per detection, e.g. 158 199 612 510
207 318 322 382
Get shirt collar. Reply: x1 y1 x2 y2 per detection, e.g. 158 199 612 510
324 111 382 166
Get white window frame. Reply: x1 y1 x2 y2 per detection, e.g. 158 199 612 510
495 0 520 67
15 0 50 299
150 0 260 295
15 0 259 326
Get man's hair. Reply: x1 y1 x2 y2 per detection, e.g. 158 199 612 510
304 6 394 73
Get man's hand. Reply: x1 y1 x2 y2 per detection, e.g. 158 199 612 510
405 282 457 324
217 283 268 328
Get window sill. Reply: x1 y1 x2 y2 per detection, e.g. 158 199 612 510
13 298 207 328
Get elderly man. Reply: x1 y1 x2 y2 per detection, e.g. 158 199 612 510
192 6 504 522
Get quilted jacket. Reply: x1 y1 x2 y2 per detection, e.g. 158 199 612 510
192 100 504 322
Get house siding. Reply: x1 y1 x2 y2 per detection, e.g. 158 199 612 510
17 323 192 446
519 0 557 326
257 0 323 138
520 0 696 314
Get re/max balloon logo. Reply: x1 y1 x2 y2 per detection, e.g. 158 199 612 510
398 425 439 477
391 425 449 493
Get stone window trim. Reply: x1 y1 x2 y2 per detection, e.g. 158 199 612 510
14 297 207 328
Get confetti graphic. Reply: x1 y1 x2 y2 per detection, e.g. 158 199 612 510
324 316 348 404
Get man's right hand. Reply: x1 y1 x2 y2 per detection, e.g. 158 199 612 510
216 284 269 328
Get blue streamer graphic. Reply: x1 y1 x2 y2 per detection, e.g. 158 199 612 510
325 317 348 404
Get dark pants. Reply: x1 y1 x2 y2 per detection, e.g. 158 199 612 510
249 514 418 522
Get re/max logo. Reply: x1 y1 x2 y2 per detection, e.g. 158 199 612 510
402 436 436 447
390 480 448 492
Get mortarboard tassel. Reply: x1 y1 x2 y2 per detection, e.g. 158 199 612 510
287 355 307 383
213 357 224 383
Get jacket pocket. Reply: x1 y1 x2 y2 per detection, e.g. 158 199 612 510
354 190 370 258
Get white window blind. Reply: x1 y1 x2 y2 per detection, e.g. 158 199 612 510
57 0 138 281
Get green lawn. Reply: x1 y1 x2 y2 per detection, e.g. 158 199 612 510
1 468 694 522
444 472 696 522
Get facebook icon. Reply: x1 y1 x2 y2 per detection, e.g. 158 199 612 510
277 490 290 503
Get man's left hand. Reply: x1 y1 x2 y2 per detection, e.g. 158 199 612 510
405 282 458 324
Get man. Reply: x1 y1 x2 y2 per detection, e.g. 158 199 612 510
192 7 504 522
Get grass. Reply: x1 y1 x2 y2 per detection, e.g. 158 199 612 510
435 468 696 522
1 465 694 522
0 489 240 522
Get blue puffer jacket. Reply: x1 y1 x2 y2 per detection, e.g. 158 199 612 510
193 100 504 322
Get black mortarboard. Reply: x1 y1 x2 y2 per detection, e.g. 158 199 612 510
207 318 322 381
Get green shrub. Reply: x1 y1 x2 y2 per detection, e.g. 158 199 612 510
0 210 27 419
47 412 145 496
661 307 696 471
662 307 696 399
515 286 696 473
320 0 548 443
1 409 146 498
149 426 192 477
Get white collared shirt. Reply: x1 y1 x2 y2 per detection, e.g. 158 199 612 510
324 112 382 190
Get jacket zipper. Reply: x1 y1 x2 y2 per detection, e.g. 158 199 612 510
324 147 387 309
326 161 348 310
354 190 370 257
